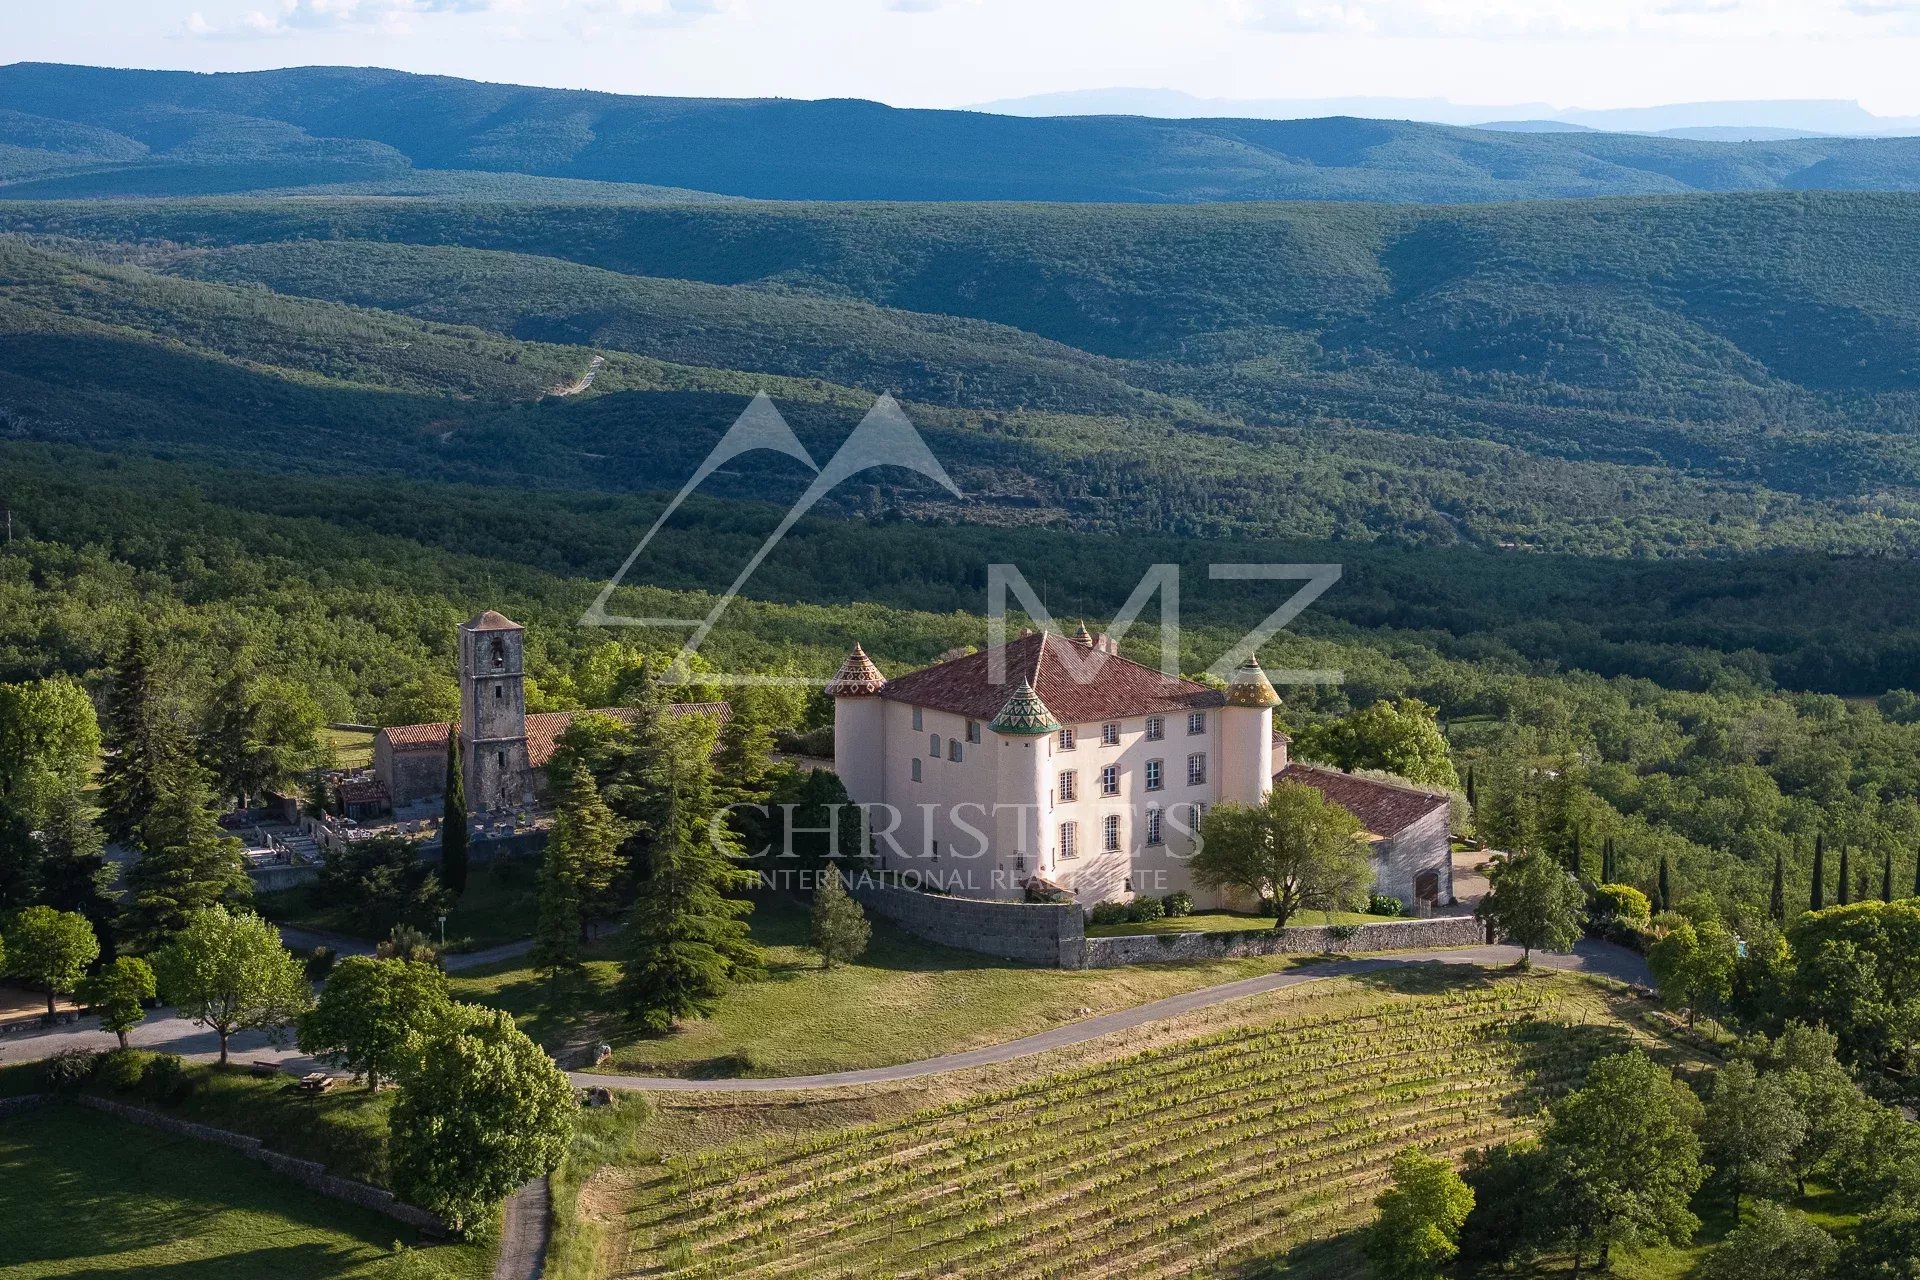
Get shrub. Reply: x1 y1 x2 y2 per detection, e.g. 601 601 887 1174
44 1047 102 1091
1088 901 1132 926
1127 896 1166 923
1368 894 1405 917
1591 883 1653 928
94 1048 149 1094
141 1053 195 1103
1164 891 1194 917
305 945 338 981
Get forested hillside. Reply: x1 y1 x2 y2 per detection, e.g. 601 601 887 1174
13 62 1920 203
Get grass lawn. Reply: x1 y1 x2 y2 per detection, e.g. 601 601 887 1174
259 857 538 953
1085 908 1406 936
324 726 376 771
450 892 1336 1077
0 1104 488 1278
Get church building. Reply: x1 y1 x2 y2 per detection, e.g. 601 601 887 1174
829 628 1454 912
373 610 728 811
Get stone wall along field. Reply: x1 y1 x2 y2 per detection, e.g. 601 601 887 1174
847 877 1084 967
1081 914 1488 968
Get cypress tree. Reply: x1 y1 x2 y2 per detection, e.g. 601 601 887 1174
1465 765 1478 832
1656 855 1672 913
1771 851 1786 924
1811 834 1826 911
441 725 469 897
1837 845 1852 906
1912 848 1920 900
1885 849 1895 902
1569 827 1584 880
1601 836 1615 885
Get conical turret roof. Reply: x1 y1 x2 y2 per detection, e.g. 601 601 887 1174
825 643 886 697
990 678 1062 735
1070 621 1095 646
1225 655 1281 708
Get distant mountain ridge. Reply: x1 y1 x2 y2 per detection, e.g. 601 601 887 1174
11 62 1920 204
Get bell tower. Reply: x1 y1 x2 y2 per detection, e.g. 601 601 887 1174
459 610 531 811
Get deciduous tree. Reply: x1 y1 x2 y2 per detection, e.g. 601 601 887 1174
3 905 98 1015
1476 852 1584 962
1293 698 1460 791
1649 916 1737 1027
298 956 450 1089
389 1003 575 1234
1699 1202 1836 1280
78 955 155 1050
1364 1147 1474 1280
1703 1059 1806 1220
152 906 310 1066
1191 782 1372 928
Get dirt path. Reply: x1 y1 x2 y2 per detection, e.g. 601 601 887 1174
550 354 605 396
494 1177 552 1280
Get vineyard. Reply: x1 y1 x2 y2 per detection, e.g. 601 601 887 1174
613 974 1670 1280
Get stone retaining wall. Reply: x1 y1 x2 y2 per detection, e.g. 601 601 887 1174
1081 914 1488 968
73 1095 444 1233
848 878 1085 967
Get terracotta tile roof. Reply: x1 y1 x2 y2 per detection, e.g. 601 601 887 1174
378 702 731 769
335 778 390 805
1276 761 1450 840
880 632 1221 725
463 610 521 632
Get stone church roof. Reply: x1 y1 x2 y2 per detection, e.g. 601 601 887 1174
463 609 522 632
879 631 1221 725
379 702 731 769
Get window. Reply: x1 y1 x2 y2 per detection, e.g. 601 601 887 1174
1192 802 1207 829
496 750 505 767
948 739 962 762
1145 715 1165 741
1103 814 1122 852
1101 722 1120 746
1187 711 1207 736
489 637 505 669
911 758 922 782
495 685 503 700
1014 853 1025 871
1060 821 1078 859
931 841 940 861
1059 771 1078 802
1058 727 1076 750
912 706 923 731
1146 807 1163 845
1187 753 1207 786
929 733 940 757
966 719 981 744
1100 765 1120 797
1145 759 1164 792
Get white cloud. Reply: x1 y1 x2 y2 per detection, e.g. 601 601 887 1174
885 0 947 11
182 0 728 39
1234 0 1920 38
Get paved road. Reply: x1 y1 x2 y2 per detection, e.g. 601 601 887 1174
574 940 1650 1094
493 1177 551 1280
2 940 1647 1091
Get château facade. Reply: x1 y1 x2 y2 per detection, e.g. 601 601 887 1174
830 628 1454 912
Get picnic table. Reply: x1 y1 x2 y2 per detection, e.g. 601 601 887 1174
298 1072 335 1094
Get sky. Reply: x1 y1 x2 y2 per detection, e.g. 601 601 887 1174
9 0 1920 116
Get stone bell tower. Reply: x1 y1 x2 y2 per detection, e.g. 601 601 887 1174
459 610 532 812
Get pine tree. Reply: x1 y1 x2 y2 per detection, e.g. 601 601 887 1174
121 753 248 951
36 784 109 923
98 623 181 848
441 725 468 897
552 769 624 937
810 865 871 970
617 717 764 1031
532 821 583 983
1837 846 1852 906
1657 855 1672 913
1771 850 1786 924
1811 834 1826 911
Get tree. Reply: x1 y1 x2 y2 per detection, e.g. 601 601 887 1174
201 667 324 809
98 622 180 848
1293 698 1460 791
33 785 109 921
1648 916 1738 1027
1191 782 1372 928
1476 852 1584 962
1838 845 1853 906
388 1003 575 1234
78 955 155 1050
1364 1147 1475 1280
1885 848 1896 903
1788 901 1920 1073
4 906 99 1015
618 713 763 1030
120 756 250 952
1847 1200 1920 1280
1770 1022 1876 1197
151 906 311 1066
532 817 585 983
312 834 449 935
810 866 871 970
1699 1202 1836 1280
1455 1142 1555 1275
440 726 468 897
1540 1051 1706 1275
298 956 451 1089
1703 1059 1806 1220
1772 850 1787 924
0 676 101 824
1812 834 1827 912
552 768 625 934
1657 854 1673 913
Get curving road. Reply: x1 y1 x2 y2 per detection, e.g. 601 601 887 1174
1 941 1647 1091
574 940 1650 1093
